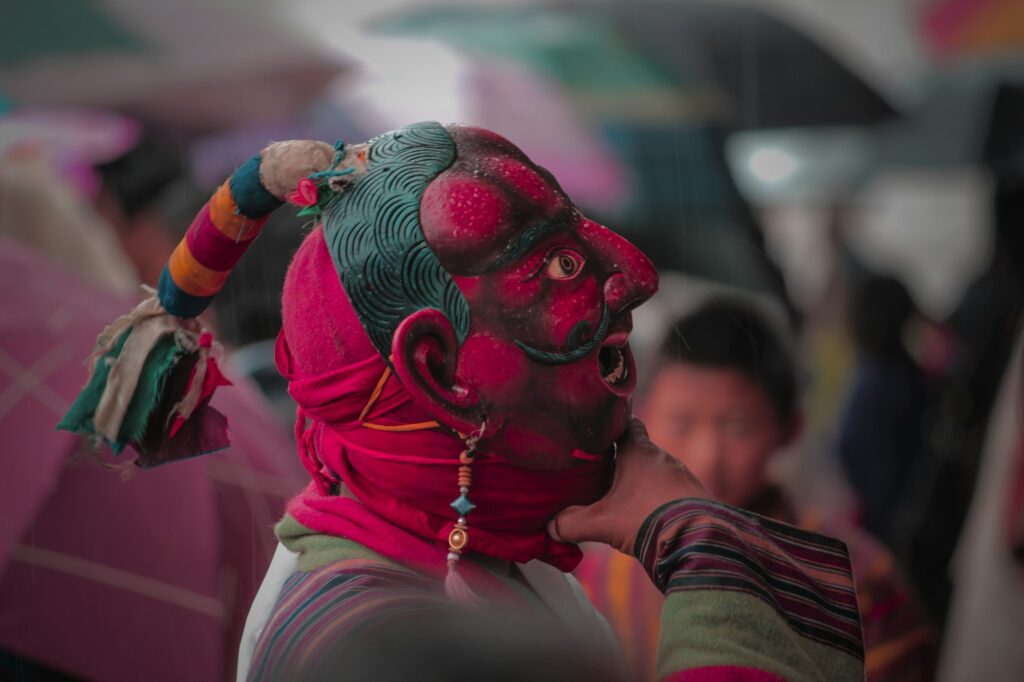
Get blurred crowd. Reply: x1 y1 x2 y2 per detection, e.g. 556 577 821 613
2 1 1024 681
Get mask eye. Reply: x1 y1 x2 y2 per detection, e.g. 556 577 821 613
545 249 584 280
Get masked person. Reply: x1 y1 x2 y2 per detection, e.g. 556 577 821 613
60 123 865 682
579 297 936 681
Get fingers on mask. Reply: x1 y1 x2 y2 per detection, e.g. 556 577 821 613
547 505 592 544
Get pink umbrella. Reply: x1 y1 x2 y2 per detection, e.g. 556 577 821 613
465 60 632 215
0 240 305 680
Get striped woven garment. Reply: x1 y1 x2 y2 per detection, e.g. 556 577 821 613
578 493 935 681
245 499 865 682
636 499 864 680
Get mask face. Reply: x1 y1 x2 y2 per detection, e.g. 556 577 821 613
420 126 658 469
323 123 658 470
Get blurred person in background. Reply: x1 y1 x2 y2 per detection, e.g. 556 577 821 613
893 84 1024 630
0 153 138 297
577 296 936 682
94 135 204 287
938 330 1024 682
0 123 304 681
932 102 1024 678
838 275 932 544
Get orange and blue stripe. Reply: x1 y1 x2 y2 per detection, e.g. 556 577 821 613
158 156 281 318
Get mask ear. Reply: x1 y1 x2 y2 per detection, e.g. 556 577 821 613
391 308 486 435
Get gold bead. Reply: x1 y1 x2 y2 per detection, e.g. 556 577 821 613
448 527 468 550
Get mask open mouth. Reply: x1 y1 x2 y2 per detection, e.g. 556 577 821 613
595 328 636 396
599 344 628 386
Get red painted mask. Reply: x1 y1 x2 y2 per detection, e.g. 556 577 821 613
417 126 658 467
319 122 658 470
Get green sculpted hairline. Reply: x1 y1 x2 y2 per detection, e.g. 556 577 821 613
321 121 471 359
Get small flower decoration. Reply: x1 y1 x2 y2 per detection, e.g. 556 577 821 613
286 177 319 207
292 140 358 219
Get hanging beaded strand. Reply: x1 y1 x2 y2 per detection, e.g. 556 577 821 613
444 420 486 602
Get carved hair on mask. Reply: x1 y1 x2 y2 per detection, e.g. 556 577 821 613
322 122 468 357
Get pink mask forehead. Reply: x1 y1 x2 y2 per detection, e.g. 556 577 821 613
421 175 511 254
480 156 564 210
420 154 569 274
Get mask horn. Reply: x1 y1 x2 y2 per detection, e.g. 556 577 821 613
58 139 368 467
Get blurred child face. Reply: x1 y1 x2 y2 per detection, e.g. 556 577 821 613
639 362 796 508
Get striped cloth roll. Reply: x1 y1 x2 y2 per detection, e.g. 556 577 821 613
159 156 282 319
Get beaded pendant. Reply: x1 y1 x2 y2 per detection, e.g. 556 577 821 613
447 446 478 564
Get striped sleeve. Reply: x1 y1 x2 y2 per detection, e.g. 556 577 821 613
246 559 445 682
635 499 865 682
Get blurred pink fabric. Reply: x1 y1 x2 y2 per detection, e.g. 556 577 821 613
0 240 305 681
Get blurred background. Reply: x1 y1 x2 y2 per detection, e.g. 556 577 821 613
1 0 1023 680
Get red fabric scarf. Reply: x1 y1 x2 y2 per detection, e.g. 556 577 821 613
277 333 613 586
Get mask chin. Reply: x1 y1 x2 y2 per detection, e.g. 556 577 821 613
572 448 607 462
476 415 619 471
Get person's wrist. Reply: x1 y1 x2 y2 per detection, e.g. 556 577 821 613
633 497 730 592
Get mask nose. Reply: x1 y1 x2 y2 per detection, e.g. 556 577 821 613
602 270 634 313
583 220 658 315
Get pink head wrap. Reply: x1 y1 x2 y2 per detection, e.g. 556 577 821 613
279 228 612 583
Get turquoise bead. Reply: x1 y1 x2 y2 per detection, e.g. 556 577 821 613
450 493 476 516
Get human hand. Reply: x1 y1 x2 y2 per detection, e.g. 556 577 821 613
548 419 712 554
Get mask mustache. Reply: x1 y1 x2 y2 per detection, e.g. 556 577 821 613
515 304 612 366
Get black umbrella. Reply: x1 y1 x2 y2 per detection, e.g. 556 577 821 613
587 0 897 129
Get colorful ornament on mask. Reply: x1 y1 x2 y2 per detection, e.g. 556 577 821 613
58 136 369 466
443 424 488 605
